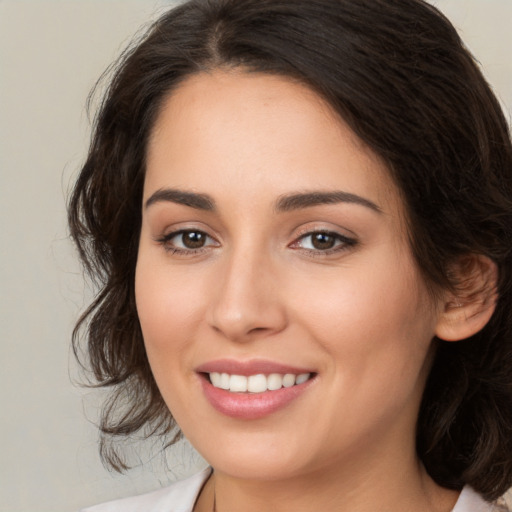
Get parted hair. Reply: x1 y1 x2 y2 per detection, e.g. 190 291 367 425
69 0 512 499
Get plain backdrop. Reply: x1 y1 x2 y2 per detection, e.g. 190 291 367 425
0 1 510 511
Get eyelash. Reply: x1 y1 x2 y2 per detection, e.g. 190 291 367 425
156 229 218 255
156 229 357 256
290 230 357 256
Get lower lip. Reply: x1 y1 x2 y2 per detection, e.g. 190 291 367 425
199 375 315 420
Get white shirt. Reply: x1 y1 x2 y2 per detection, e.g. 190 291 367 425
80 467 508 512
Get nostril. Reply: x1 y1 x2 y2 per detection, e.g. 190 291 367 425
248 327 268 334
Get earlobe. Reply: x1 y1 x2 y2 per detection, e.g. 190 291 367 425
435 254 498 342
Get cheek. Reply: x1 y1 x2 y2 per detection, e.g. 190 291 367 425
134 253 213 426
284 253 437 449
290 246 436 391
135 252 207 364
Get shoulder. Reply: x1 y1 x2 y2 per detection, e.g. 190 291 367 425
79 467 212 512
452 486 511 512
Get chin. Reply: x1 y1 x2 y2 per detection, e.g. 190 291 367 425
188 424 320 481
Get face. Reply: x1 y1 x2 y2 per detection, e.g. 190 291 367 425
136 70 442 482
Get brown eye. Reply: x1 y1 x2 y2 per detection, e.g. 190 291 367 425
292 230 356 254
159 229 217 253
181 231 207 249
311 232 336 250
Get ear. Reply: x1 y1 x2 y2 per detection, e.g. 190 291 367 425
435 254 498 342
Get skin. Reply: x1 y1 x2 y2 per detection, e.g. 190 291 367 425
136 70 460 512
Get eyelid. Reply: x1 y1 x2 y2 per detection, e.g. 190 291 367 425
153 223 357 256
155 227 220 254
289 227 358 254
292 221 357 239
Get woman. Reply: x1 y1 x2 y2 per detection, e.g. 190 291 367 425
70 0 512 510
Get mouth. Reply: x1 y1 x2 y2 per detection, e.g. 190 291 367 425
205 372 313 393
196 360 317 419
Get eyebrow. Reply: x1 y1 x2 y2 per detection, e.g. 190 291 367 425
275 191 381 213
145 188 215 211
144 188 381 214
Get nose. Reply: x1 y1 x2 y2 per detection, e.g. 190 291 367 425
207 248 288 342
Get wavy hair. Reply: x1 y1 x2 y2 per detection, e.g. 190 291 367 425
69 0 512 499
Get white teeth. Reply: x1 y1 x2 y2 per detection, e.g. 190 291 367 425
210 372 222 387
296 373 310 385
267 373 283 390
248 374 267 393
208 372 311 393
229 374 248 392
220 373 230 390
282 373 296 388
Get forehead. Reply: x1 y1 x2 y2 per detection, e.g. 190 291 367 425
145 70 401 218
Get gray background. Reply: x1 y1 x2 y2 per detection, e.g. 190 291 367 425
0 1 511 511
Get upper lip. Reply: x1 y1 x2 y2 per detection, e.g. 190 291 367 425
195 359 314 376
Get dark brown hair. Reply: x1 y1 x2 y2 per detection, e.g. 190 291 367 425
69 0 512 499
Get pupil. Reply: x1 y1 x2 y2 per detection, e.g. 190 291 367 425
183 231 205 249
312 233 335 250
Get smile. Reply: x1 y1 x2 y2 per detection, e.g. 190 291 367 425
208 372 311 393
196 361 317 420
